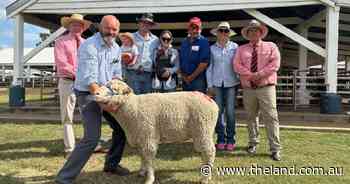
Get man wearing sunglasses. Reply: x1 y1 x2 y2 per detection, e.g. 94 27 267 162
125 13 159 94
179 17 210 93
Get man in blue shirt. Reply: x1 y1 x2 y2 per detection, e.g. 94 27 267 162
56 15 129 184
125 13 159 94
179 17 210 93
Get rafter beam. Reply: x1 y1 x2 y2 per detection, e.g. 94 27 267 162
23 27 66 64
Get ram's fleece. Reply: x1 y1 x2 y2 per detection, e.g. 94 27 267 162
95 79 219 184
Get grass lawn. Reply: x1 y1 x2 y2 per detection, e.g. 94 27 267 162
0 122 349 184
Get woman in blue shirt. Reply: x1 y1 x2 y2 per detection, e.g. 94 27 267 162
206 22 240 151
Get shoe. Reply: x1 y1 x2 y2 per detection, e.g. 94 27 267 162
94 144 109 154
247 145 257 154
271 152 281 161
103 165 130 176
215 143 226 151
226 144 236 151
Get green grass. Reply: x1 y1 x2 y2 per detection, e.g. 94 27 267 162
0 122 349 184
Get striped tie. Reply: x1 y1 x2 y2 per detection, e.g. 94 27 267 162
250 44 258 72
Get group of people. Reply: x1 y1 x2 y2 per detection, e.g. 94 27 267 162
54 13 282 184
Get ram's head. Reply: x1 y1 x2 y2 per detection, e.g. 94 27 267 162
94 79 134 110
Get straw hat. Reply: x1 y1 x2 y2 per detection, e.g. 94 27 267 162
210 21 236 37
61 14 92 31
119 32 135 45
241 20 268 40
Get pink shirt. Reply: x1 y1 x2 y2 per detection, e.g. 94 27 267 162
233 41 280 88
54 33 84 78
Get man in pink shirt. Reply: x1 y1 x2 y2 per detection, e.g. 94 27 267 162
233 20 281 161
54 14 91 156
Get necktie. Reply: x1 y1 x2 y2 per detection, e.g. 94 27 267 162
75 36 80 49
250 44 258 88
250 44 258 72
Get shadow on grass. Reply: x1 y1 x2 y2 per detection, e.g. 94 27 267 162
0 139 64 159
77 169 200 184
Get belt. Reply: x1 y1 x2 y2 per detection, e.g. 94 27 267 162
74 89 90 96
252 84 274 89
62 77 75 81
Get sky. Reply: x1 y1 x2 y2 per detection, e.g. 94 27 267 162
0 0 48 48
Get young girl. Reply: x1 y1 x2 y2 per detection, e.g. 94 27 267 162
119 32 139 69
152 30 179 92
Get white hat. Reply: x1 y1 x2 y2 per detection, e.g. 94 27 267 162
210 21 236 37
241 20 268 40
61 14 92 31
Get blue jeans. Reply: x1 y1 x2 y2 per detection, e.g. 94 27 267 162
56 91 126 184
182 76 207 93
125 70 153 95
214 86 237 144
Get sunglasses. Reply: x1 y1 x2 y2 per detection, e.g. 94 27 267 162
218 28 230 33
162 37 172 42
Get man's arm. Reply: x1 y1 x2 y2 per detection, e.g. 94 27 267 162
233 47 253 79
54 40 75 78
256 43 281 78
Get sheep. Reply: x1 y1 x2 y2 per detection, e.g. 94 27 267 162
95 79 219 184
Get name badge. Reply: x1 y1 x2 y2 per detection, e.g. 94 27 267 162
191 46 200 51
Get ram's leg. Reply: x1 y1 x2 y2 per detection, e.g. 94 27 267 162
138 147 148 177
141 143 158 184
194 134 216 184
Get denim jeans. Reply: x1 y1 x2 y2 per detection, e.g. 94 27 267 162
214 86 237 144
125 70 153 95
182 76 207 93
56 91 126 184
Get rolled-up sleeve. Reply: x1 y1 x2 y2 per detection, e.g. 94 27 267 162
78 44 98 86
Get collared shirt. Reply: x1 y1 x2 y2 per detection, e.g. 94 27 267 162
74 33 122 92
206 41 240 88
179 35 210 78
54 33 84 78
233 40 281 89
132 31 159 72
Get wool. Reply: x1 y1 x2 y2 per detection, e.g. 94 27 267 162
96 79 219 184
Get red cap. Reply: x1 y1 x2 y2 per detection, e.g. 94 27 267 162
188 17 202 27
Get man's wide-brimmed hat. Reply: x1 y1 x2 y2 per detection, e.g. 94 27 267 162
61 14 92 31
210 21 236 37
241 19 268 40
136 13 157 25
119 32 135 45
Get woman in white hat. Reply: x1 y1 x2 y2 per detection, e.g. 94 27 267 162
206 21 240 151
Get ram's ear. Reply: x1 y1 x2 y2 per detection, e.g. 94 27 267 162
110 95 128 106
123 86 134 95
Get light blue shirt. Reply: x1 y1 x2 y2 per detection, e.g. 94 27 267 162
74 33 122 92
206 41 240 88
132 31 159 72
